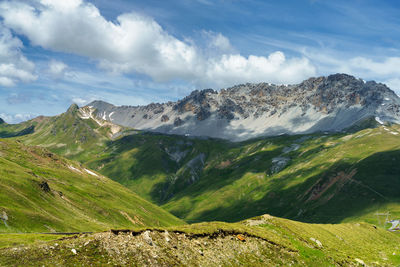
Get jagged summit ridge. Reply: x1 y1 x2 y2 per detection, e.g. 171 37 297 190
84 74 400 141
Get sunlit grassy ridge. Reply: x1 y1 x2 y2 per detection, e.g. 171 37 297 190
0 233 65 249
0 214 399 266
0 138 183 233
1 108 400 225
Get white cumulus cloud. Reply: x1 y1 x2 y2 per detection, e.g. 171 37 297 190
202 31 235 53
205 52 315 87
347 57 400 77
0 0 316 87
48 60 68 79
0 24 37 87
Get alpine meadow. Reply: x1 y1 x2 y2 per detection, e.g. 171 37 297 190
1 0 400 266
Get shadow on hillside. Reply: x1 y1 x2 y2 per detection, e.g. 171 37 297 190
101 132 232 203
0 125 35 138
102 133 180 177
152 144 285 204
172 149 400 224
151 133 322 205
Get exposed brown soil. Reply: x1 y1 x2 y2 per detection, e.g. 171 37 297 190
305 169 357 202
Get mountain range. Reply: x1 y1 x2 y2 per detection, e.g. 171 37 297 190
85 74 400 141
1 73 400 266
0 73 399 223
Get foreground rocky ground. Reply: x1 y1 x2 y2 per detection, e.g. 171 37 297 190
1 215 400 266
1 231 298 266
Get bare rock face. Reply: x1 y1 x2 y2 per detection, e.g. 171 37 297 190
195 108 211 121
83 74 400 141
39 181 51 193
174 117 184 126
161 115 169 122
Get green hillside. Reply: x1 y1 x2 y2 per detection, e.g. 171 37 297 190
0 138 183 233
1 108 400 266
1 214 399 266
162 124 400 224
1 108 400 226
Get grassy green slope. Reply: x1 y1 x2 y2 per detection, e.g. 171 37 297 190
84 124 400 225
84 133 229 203
1 214 399 266
0 119 36 138
2 109 400 225
163 125 400 224
0 138 183 233
17 105 115 163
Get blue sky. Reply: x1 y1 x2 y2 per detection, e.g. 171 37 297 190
0 0 400 123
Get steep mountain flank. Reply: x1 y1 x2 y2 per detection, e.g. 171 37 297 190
0 139 183 233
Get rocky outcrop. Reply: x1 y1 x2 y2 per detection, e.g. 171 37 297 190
174 117 184 126
83 74 400 141
39 181 51 193
161 115 169 122
77 105 122 138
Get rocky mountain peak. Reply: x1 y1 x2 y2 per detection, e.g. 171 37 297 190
87 100 115 110
0 118 5 124
83 74 400 141
67 103 79 113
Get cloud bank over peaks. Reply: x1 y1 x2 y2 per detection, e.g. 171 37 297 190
0 0 316 88
0 25 37 87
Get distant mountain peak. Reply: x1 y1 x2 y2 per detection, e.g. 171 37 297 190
87 100 115 109
0 118 5 124
67 103 79 113
83 74 400 141
327 73 358 81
